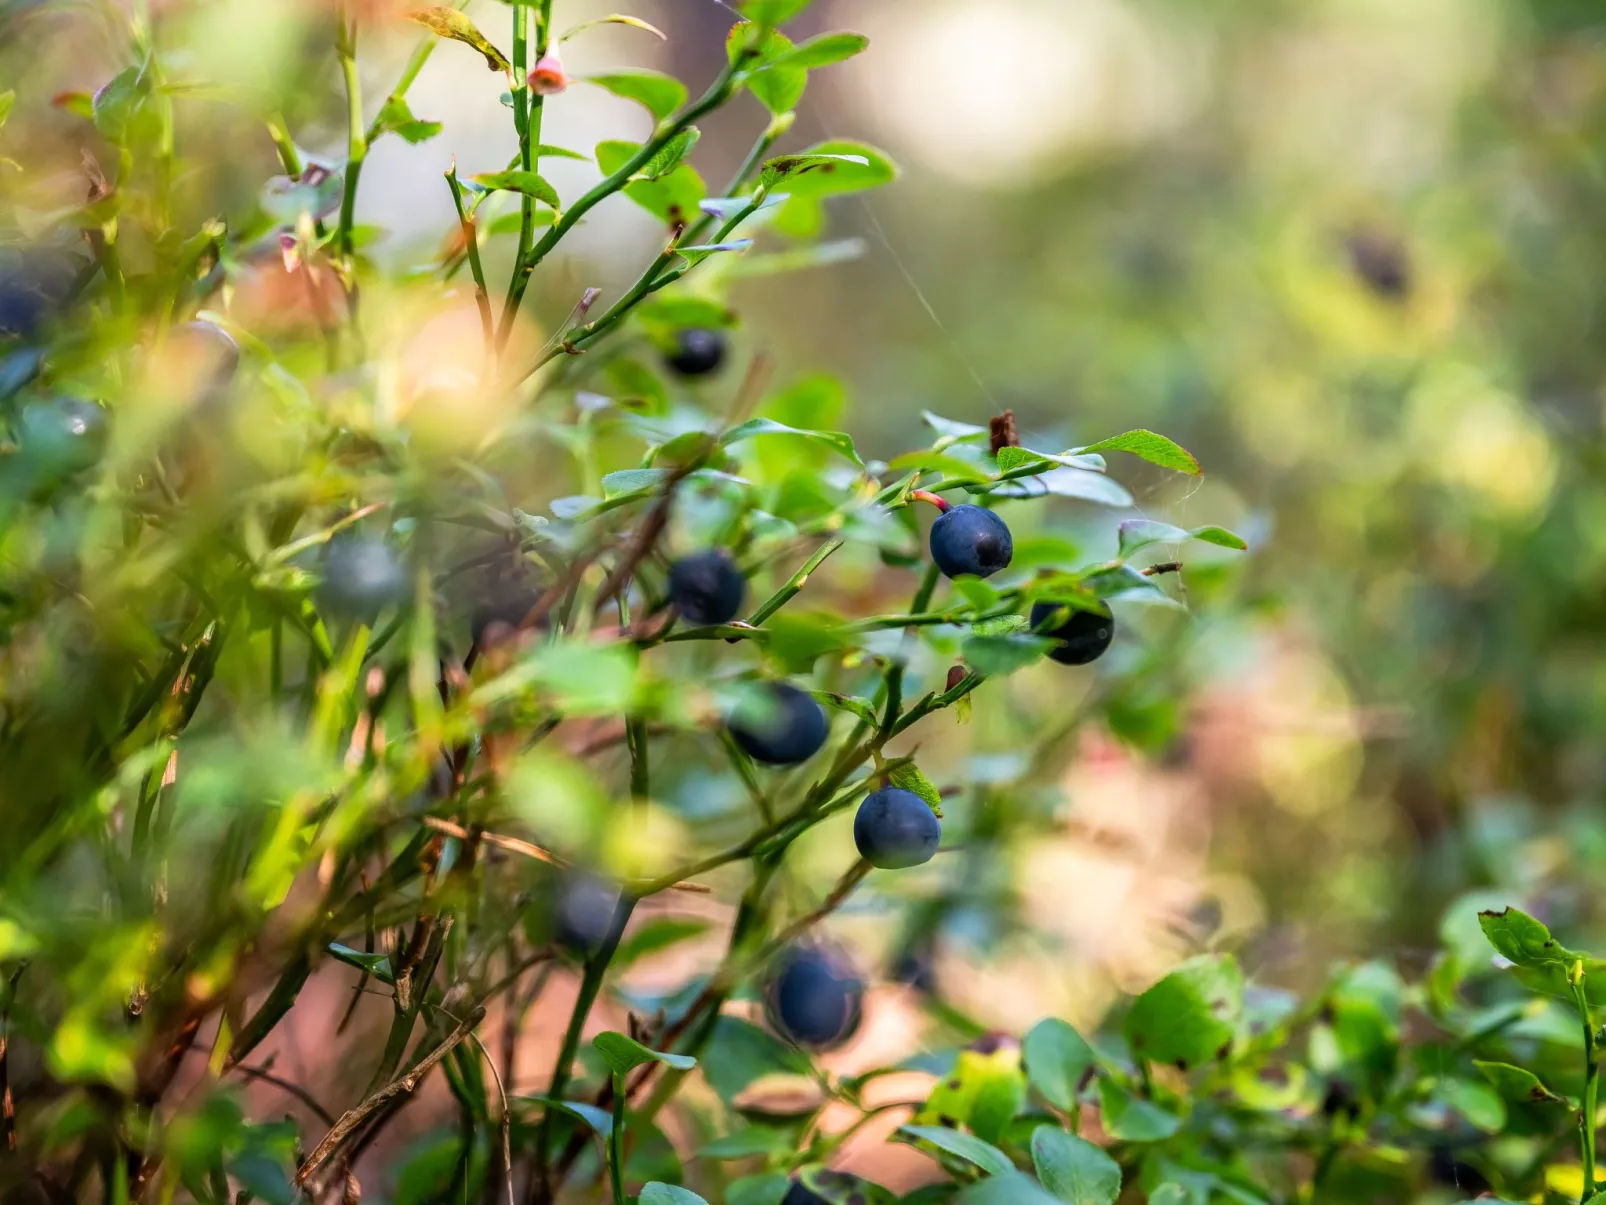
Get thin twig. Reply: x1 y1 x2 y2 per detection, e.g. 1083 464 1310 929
419 817 712 894
294 1005 487 1188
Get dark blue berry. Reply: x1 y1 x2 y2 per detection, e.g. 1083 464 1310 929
1029 601 1114 665
318 536 408 620
174 320 240 409
781 1183 827 1205
667 549 746 625
764 943 864 1050
853 787 940 870
0 247 82 340
555 874 617 954
929 505 1012 579
727 681 829 766
16 396 107 479
665 328 726 377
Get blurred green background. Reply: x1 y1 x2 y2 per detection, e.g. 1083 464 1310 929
8 0 1606 1121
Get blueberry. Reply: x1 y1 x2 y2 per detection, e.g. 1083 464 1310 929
16 396 107 480
667 549 746 625
1029 601 1114 665
0 247 83 340
781 1184 827 1205
853 787 940 870
727 681 829 766
665 328 726 377
929 505 1012 579
764 943 864 1050
318 536 408 620
174 320 240 408
554 873 618 954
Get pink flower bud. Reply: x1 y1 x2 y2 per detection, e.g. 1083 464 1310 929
529 52 568 96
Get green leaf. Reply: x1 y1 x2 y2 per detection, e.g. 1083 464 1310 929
887 450 992 483
1440 1077 1507 1133
961 632 1052 677
591 1031 697 1076
612 919 710 970
1190 525 1248 550
92 66 149 142
1124 954 1243 1068
769 140 895 199
764 31 869 70
1023 1019 1096 1113
722 417 863 466
698 1127 794 1160
1117 520 1190 559
1474 1059 1566 1105
739 0 813 24
600 467 670 498
372 95 441 144
995 446 1057 474
1095 1079 1180 1142
527 1095 613 1137
758 152 869 188
954 1176 1062 1205
640 1186 709 1205
796 1169 896 1205
1030 469 1133 508
898 1125 1014 1176
472 170 559 207
1074 430 1200 475
887 762 942 815
1030 1127 1121 1205
728 1175 792 1205
922 410 989 447
971 614 1030 638
0 90 15 131
953 576 1000 611
1149 1187 1190 1205
561 14 667 41
408 7 510 72
1477 907 1580 968
639 127 700 180
326 942 394 983
585 70 686 120
809 691 879 727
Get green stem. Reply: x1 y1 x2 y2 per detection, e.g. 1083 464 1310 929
746 539 846 627
501 53 751 351
446 168 494 357
537 897 636 1177
1577 975 1599 1202
880 563 941 737
608 1073 627 1205
335 15 366 262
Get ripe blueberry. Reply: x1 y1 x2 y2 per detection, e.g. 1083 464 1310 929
781 1183 827 1205
554 873 617 954
727 681 829 766
764 943 864 1050
0 247 82 340
667 549 746 625
174 320 241 407
318 536 408 620
929 505 1013 579
853 787 940 870
1029 601 1114 665
665 327 726 377
16 396 107 479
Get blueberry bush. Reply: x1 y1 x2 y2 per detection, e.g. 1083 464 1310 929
7 1 1600 1203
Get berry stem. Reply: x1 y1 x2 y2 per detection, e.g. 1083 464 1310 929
909 489 951 513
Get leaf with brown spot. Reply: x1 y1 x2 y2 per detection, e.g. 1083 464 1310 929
407 8 510 73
